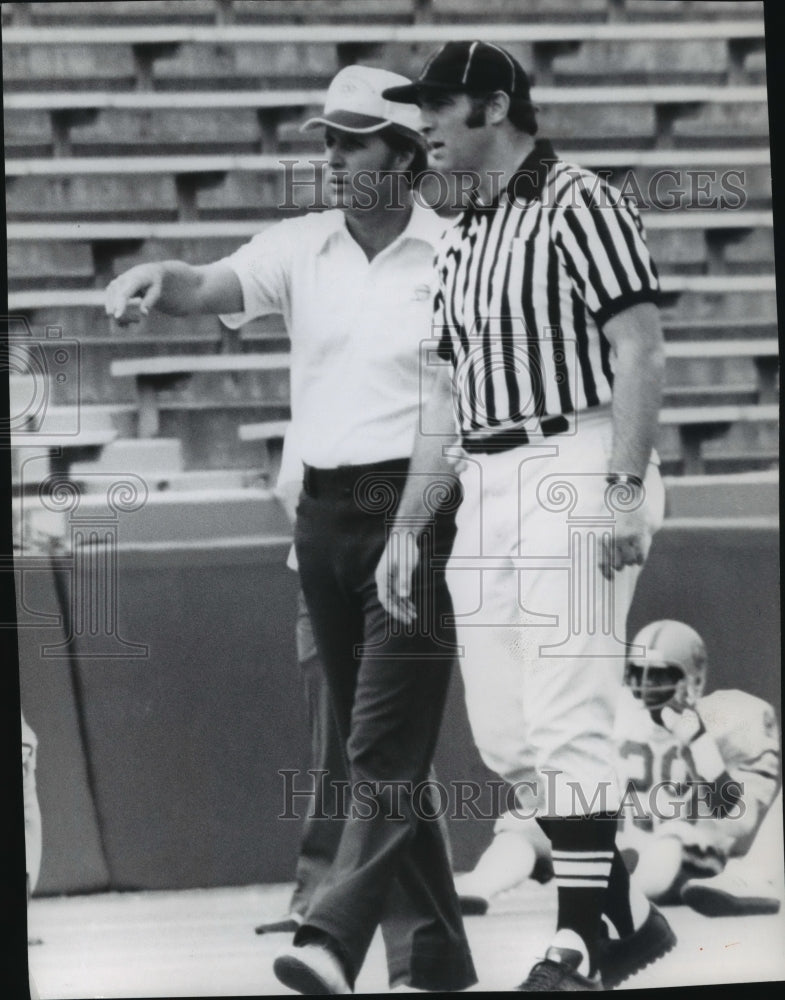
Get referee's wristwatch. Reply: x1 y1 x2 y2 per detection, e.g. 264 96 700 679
605 472 645 514
605 472 644 489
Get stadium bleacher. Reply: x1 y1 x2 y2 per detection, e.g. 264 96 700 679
4 0 777 488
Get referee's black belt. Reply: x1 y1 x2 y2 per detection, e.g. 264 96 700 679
302 457 410 498
462 415 570 454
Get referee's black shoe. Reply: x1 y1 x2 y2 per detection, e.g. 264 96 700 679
516 947 603 991
596 904 677 989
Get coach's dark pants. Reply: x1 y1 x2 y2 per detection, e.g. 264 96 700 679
293 458 476 992
288 589 346 918
288 590 455 920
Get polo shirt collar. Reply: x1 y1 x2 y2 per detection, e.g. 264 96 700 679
315 209 351 253
317 201 443 254
467 137 557 214
399 200 446 248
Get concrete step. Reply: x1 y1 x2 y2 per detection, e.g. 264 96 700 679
154 404 288 470
8 373 45 432
6 211 775 272
10 445 52 488
1 306 284 343
36 402 134 433
663 470 779 519
68 437 185 484
664 358 776 396
662 385 760 407
156 468 266 491
4 0 220 25
662 317 777 341
75 485 292 546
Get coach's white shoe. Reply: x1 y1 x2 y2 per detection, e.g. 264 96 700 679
681 869 782 917
273 942 353 994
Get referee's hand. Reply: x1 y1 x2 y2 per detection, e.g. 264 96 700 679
599 508 650 580
105 262 164 325
375 530 418 625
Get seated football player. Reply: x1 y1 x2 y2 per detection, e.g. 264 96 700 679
454 621 782 917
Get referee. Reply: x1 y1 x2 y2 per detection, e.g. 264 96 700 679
381 42 675 991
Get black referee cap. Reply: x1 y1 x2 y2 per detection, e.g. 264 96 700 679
382 40 533 105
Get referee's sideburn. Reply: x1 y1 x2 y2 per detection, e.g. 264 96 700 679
381 41 672 991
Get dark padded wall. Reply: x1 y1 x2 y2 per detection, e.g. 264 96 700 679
15 558 110 895
16 521 780 894
71 542 308 890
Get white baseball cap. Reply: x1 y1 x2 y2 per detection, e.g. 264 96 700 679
301 65 424 139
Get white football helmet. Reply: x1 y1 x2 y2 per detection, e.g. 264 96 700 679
625 620 708 710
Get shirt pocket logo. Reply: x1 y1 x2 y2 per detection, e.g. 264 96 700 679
412 283 432 301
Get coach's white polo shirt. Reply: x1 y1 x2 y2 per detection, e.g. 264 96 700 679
219 203 447 468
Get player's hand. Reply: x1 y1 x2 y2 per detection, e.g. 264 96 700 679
657 704 705 744
599 507 651 580
105 263 165 325
375 528 419 625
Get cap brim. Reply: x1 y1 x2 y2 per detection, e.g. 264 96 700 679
380 82 423 105
299 110 390 134
383 80 499 104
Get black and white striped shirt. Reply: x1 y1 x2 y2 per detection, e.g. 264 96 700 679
434 138 660 445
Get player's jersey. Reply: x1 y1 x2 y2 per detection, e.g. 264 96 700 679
614 688 781 864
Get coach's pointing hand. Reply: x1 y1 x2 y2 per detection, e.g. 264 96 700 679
105 263 165 324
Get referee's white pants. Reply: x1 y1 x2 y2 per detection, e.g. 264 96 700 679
446 412 665 817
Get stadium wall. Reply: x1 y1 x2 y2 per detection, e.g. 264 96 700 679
16 513 779 896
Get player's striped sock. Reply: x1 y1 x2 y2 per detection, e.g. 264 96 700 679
538 815 616 976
